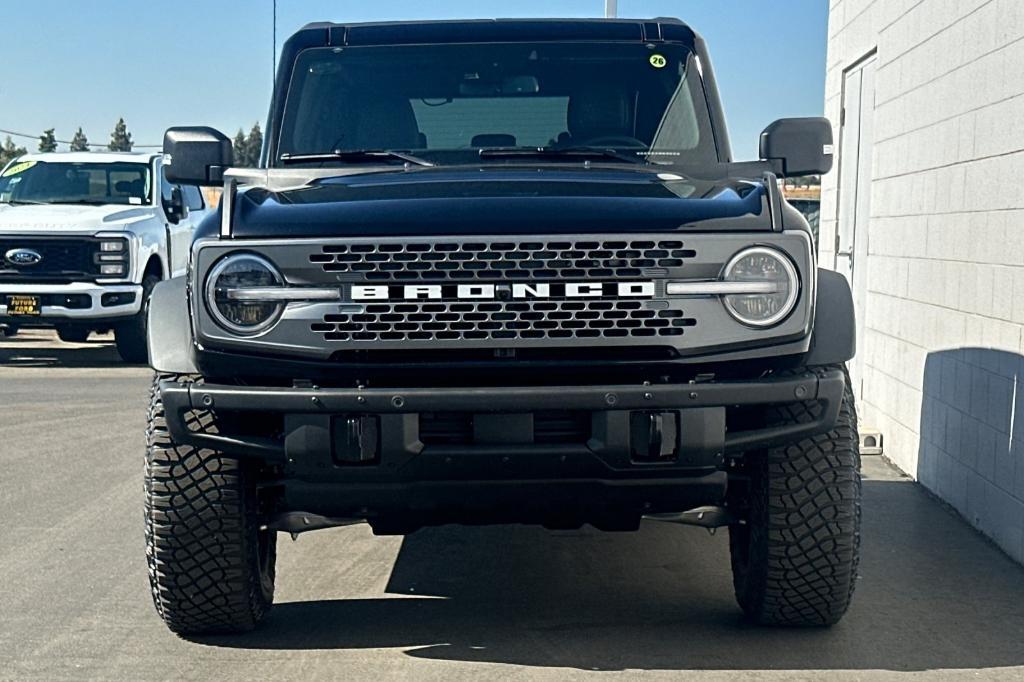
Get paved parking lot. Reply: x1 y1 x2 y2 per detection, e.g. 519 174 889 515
2 329 1024 681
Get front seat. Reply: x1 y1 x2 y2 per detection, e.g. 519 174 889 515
348 95 423 150
555 89 634 146
114 179 145 201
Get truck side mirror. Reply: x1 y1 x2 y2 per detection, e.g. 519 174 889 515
163 126 233 186
165 186 189 224
759 117 834 177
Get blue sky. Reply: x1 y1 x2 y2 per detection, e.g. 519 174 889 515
0 1 827 159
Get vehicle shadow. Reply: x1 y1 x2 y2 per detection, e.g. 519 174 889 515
917 348 1024 563
0 331 131 368
202 474 1024 672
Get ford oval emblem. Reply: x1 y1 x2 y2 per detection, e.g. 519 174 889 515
4 248 44 267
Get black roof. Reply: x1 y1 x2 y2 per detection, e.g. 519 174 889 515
290 18 697 47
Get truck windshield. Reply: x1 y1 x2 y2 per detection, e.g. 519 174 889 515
277 42 718 166
0 161 152 206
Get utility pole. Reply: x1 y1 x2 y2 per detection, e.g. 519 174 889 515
604 0 616 18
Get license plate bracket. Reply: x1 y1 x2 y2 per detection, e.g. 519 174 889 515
6 295 41 316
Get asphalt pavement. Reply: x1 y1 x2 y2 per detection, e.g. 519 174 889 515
2 329 1024 681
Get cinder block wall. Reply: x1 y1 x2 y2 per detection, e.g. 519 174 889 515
820 0 1024 563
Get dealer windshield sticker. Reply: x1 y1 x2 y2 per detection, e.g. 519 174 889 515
649 54 667 69
1 160 36 177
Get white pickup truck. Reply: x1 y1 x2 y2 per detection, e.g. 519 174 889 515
0 152 210 361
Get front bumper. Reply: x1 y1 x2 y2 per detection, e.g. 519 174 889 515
159 368 844 522
0 282 142 321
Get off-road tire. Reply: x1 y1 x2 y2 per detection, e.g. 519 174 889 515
145 374 276 635
115 274 159 363
729 364 861 626
56 325 90 343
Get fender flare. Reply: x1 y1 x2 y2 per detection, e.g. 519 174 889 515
147 276 199 374
804 268 856 366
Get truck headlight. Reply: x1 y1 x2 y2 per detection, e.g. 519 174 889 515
721 247 799 327
205 253 284 334
94 237 130 277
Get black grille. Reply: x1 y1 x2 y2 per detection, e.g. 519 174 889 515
38 294 91 308
310 239 697 281
312 300 696 342
0 238 100 282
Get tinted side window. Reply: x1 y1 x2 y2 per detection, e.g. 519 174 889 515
160 168 175 205
181 185 204 211
159 168 204 212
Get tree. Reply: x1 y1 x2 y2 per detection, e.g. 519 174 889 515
243 123 263 166
232 128 248 167
70 127 90 152
38 128 58 153
232 123 262 167
108 118 133 152
0 136 28 167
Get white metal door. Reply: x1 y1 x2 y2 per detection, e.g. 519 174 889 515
835 54 877 395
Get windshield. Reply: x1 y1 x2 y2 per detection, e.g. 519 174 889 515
0 160 152 206
277 42 718 166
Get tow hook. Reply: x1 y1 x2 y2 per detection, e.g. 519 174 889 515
264 512 364 540
644 505 740 532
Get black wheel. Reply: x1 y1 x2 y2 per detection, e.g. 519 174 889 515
145 374 276 635
115 274 159 363
729 365 861 626
56 325 90 343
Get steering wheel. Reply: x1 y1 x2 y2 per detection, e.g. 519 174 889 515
578 135 648 149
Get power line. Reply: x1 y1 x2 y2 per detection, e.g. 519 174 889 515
0 127 160 149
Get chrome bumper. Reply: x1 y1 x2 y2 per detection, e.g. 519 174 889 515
0 282 142 320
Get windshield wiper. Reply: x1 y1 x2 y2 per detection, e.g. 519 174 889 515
478 146 645 164
279 149 434 167
1 199 50 205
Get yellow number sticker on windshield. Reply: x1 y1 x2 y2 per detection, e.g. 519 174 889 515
649 54 667 69
1 160 36 177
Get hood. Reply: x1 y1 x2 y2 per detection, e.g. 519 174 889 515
221 167 773 239
0 203 156 234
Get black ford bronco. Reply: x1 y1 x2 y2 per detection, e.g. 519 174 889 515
146 18 860 635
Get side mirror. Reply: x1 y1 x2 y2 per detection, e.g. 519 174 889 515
165 186 188 224
163 126 233 186
759 117 834 177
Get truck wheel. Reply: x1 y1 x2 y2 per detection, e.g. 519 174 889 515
729 365 861 626
115 274 159 363
56 325 90 343
145 374 276 635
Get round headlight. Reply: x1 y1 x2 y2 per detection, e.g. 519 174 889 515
721 247 799 327
205 254 284 334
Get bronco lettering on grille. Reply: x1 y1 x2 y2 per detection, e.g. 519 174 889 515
351 281 656 301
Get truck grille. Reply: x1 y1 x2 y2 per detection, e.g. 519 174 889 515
311 299 696 342
309 239 697 281
0 238 100 282
195 232 815 360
